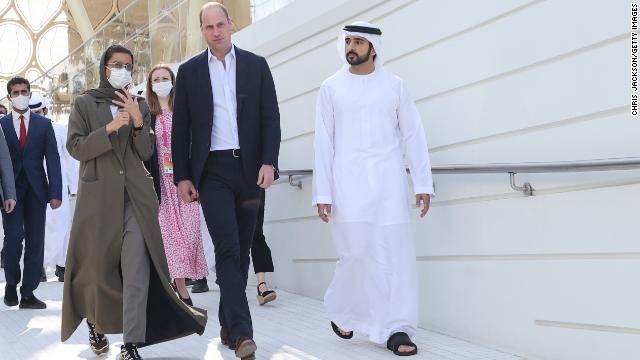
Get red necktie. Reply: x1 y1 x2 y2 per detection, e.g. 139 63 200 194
19 115 26 149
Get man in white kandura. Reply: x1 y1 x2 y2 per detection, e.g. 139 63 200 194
29 95 79 282
312 21 434 357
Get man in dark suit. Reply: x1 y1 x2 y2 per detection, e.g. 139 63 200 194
1 77 62 309
172 3 280 359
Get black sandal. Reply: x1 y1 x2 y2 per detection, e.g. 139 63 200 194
330 321 353 339
256 282 277 306
386 332 418 356
180 295 193 306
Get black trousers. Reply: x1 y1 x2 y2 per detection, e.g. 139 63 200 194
251 189 274 274
1 172 46 297
199 153 260 340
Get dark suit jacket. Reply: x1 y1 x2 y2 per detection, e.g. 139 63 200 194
0 112 62 203
172 46 281 189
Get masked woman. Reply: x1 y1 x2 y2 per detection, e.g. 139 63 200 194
61 44 207 360
144 64 209 306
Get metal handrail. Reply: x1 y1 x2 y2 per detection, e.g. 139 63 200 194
278 158 640 195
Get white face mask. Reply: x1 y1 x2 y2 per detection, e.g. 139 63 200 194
152 81 173 98
11 95 30 111
108 68 133 90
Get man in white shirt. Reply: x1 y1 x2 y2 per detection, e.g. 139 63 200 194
171 3 281 359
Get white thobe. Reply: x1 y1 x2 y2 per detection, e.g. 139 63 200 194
44 122 79 268
312 66 434 344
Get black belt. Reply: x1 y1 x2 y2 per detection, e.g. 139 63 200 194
210 149 241 158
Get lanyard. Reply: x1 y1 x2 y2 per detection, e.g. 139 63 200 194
159 112 170 147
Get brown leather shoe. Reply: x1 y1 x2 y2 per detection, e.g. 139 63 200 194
234 337 256 360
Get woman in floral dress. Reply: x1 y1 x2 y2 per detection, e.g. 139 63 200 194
145 65 208 305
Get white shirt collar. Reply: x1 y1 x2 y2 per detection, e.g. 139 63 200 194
208 44 236 63
12 109 30 121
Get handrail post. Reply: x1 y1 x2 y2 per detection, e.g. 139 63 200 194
289 175 302 190
509 172 534 196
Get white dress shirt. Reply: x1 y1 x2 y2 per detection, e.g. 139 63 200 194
208 46 239 151
12 109 30 138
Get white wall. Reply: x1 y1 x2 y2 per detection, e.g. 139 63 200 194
234 1 638 359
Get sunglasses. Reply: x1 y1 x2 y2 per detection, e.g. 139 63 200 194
106 62 134 72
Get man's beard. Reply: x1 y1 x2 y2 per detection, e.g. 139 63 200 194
345 46 373 66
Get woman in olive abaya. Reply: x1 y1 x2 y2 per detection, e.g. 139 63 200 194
61 44 207 359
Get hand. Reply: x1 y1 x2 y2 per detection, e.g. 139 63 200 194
416 194 430 218
106 110 130 134
317 204 332 223
257 164 275 189
3 199 15 213
50 199 62 209
177 180 198 203
112 91 143 128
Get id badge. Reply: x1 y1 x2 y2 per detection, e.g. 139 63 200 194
163 153 173 174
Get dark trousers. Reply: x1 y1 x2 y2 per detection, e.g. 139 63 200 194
2 172 46 297
199 153 260 340
1 238 5 262
251 189 274 274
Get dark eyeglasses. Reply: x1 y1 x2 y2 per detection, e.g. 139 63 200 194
106 62 134 72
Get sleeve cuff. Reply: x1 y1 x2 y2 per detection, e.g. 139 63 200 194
414 186 434 196
312 195 333 206
173 172 192 186
95 126 113 150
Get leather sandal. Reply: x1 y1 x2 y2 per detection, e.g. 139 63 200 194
386 332 418 356
331 321 353 339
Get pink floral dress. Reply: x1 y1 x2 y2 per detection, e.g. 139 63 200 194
156 109 209 279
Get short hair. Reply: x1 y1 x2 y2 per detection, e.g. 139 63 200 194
104 44 134 65
0 104 6 113
200 2 230 27
7 76 30 95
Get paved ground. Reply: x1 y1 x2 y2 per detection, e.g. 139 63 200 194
0 269 522 359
